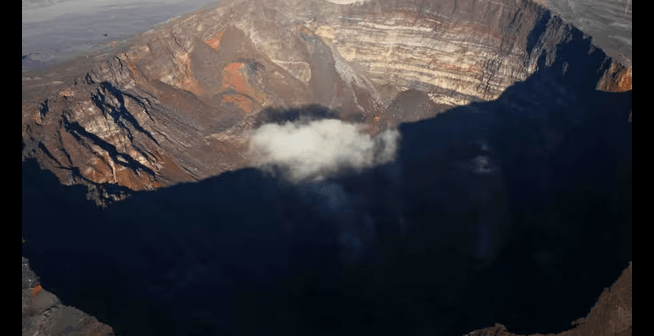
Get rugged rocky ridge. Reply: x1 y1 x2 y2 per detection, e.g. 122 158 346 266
466 262 632 336
542 0 631 68
22 0 630 204
22 256 116 336
597 60 632 92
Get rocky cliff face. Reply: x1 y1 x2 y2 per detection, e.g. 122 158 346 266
22 256 116 336
597 60 632 92
22 0 629 204
467 262 632 336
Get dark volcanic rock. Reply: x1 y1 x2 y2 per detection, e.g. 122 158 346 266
22 256 115 336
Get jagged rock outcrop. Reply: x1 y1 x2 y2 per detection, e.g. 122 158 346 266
466 262 632 336
597 61 632 92
22 256 115 336
542 0 631 69
22 0 630 204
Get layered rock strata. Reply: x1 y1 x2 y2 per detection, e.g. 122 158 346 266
22 0 630 204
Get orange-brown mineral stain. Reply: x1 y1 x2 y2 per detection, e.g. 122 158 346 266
222 93 253 113
82 153 162 192
205 32 224 52
598 62 632 92
220 62 258 113
222 62 248 93
616 67 632 91
30 285 42 298
113 166 161 191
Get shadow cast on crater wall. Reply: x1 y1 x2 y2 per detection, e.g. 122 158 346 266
22 24 631 336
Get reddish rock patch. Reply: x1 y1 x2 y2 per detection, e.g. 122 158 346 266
221 93 254 113
29 285 42 298
221 62 248 93
598 62 632 92
204 32 224 52
218 62 266 114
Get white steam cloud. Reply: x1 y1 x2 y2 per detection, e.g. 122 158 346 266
249 119 400 182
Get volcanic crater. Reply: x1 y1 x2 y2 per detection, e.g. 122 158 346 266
22 0 631 335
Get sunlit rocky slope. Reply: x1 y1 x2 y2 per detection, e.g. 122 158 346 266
22 0 630 204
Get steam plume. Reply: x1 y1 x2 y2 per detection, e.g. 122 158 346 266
249 119 400 182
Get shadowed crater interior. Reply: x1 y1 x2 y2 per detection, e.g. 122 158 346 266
22 55 631 335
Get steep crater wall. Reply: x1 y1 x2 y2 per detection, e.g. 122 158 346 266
22 0 632 335
22 0 629 204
